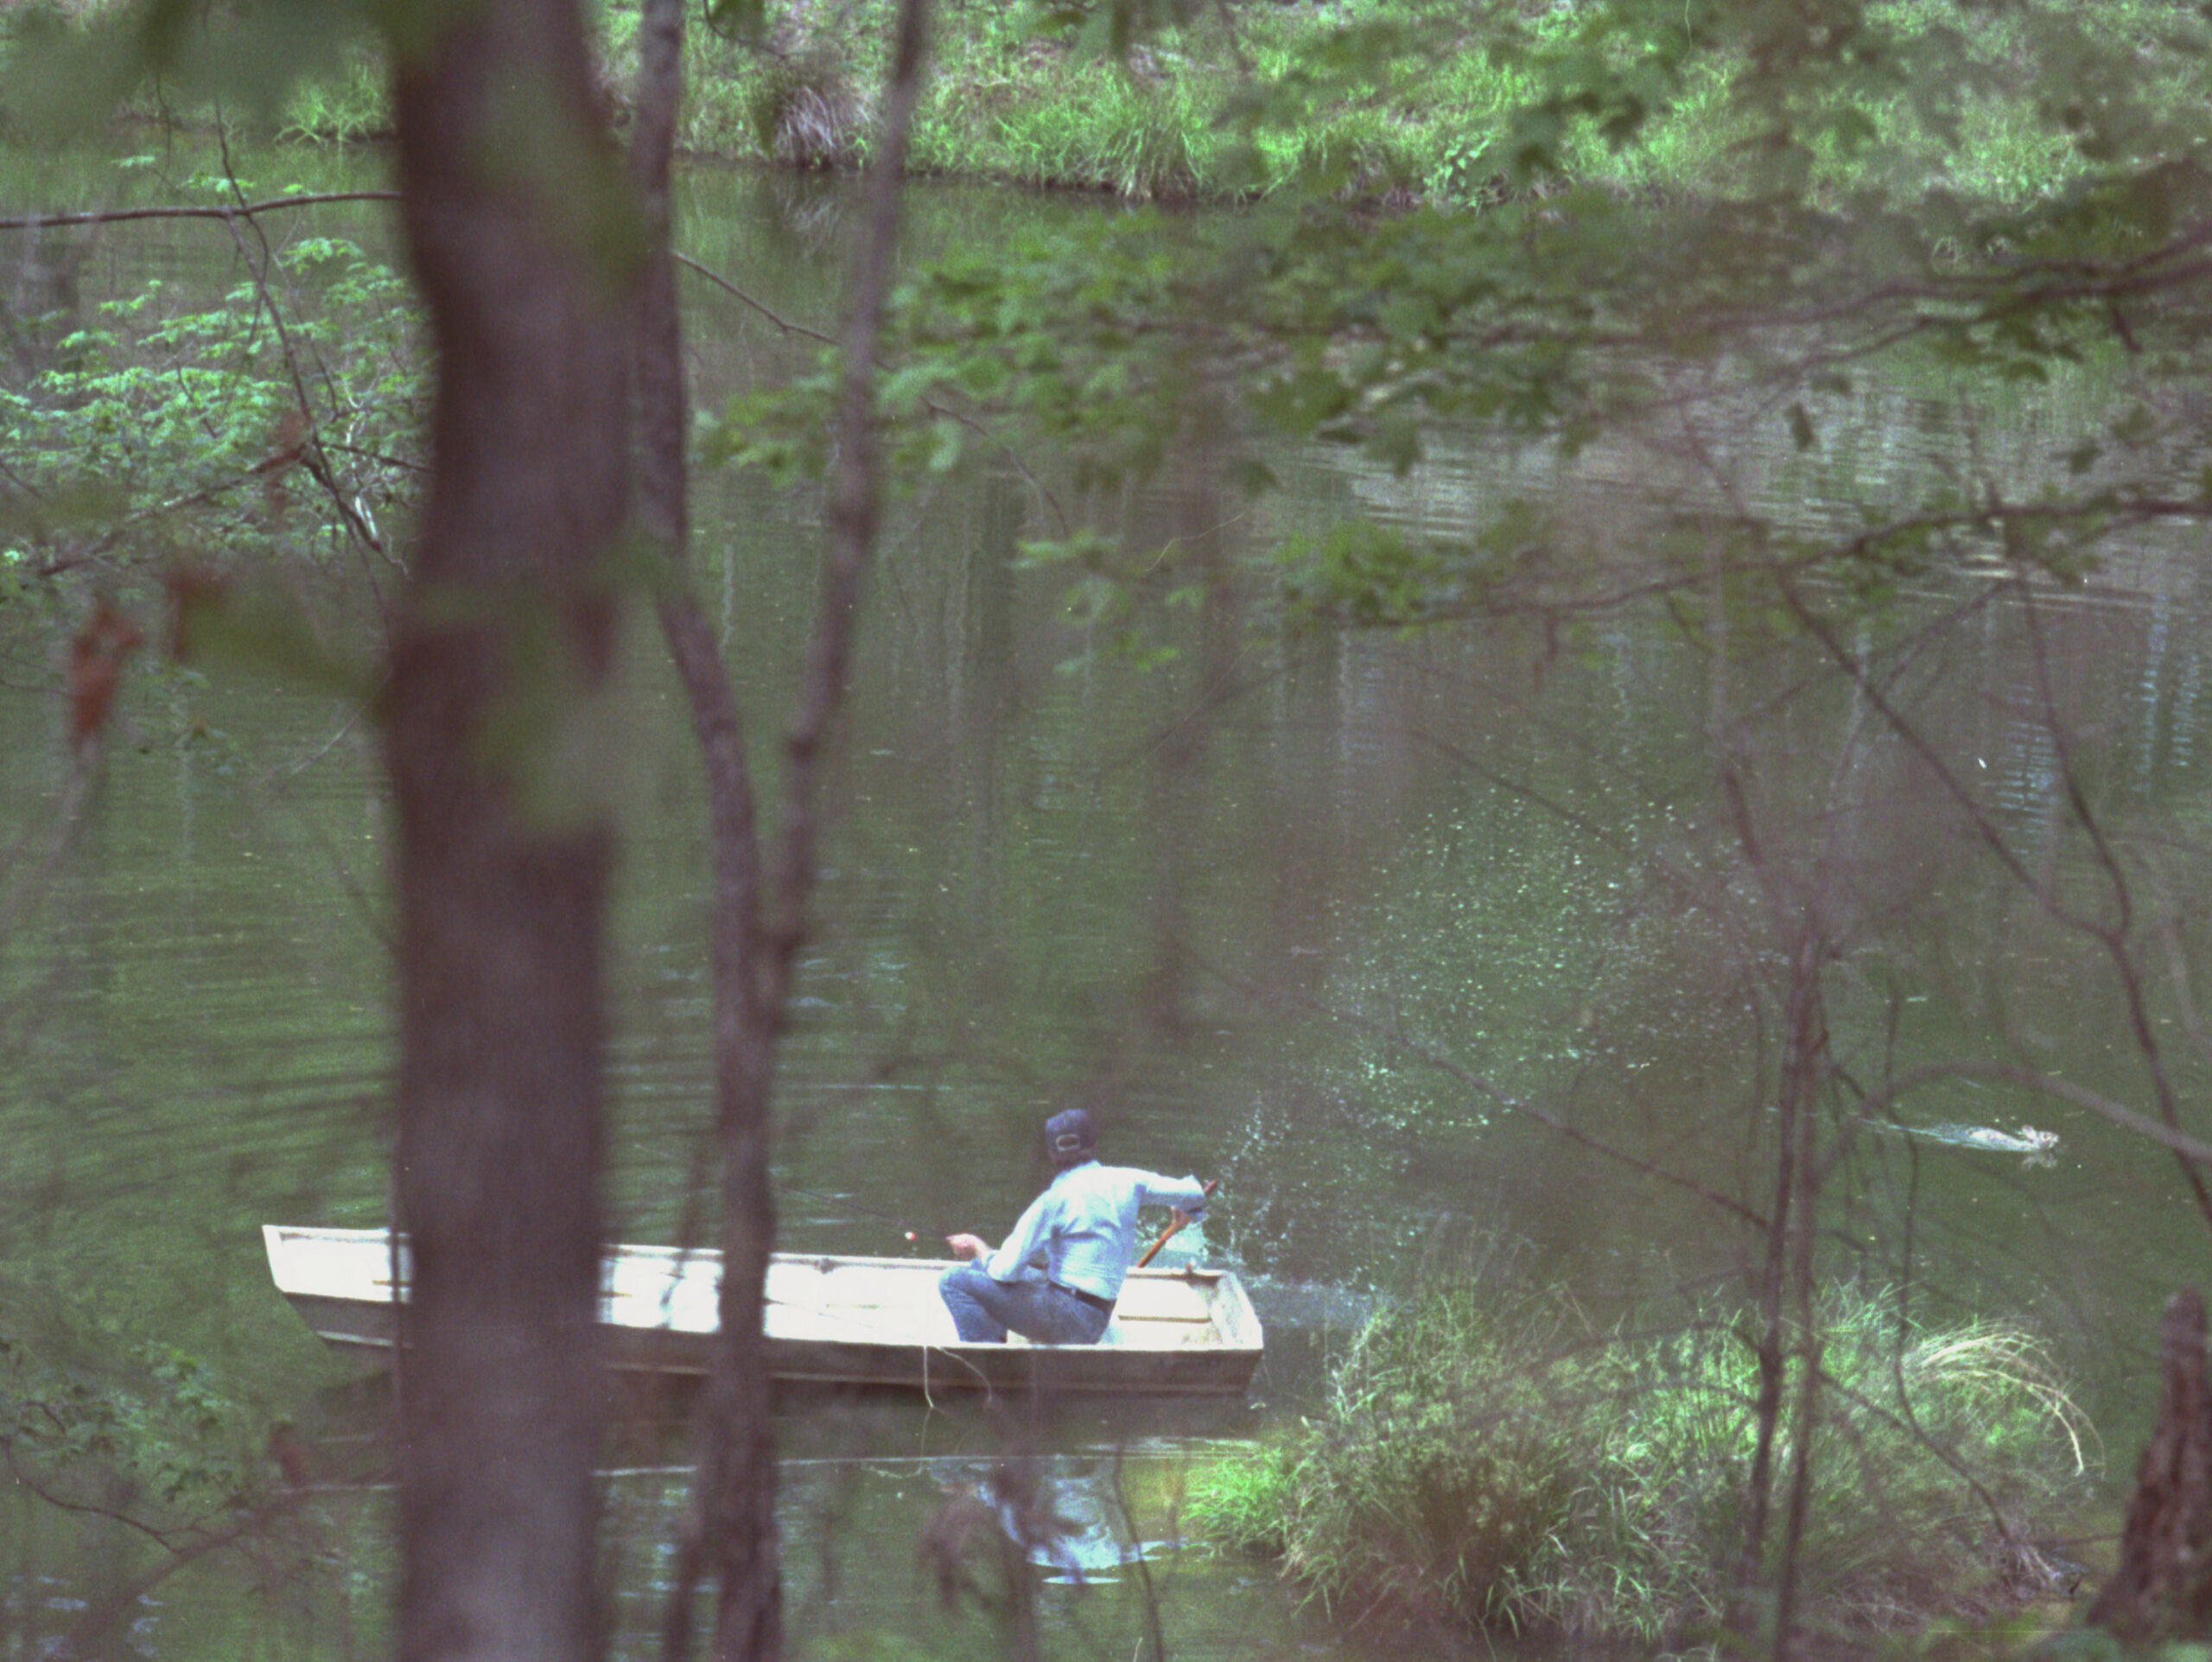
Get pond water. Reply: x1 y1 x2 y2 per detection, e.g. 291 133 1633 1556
5 131 2212 1659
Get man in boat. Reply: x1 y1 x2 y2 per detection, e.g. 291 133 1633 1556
938 1108 1210 1346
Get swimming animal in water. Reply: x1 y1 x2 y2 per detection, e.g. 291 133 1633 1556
1881 1121 2060 1167
1923 1122 2057 1153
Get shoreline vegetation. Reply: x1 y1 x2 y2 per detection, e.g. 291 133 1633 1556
1190 1277 2100 1648
0 3 2184 1656
6 0 2191 205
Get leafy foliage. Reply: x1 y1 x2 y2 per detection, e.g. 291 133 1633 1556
1191 1278 2096 1644
0 1273 264 1530
2 220 423 583
4 0 2210 1651
679 0 2212 752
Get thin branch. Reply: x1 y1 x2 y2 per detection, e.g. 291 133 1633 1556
0 192 401 232
1776 570 2068 920
3 1438 178 1550
1782 565 2212 1233
674 248 1070 534
765 0 931 990
45 1486 311 1662
630 0 779 1652
2019 585 2212 1228
212 132 391 581
673 251 836 344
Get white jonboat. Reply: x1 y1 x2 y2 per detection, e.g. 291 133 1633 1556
264 1225 1263 1397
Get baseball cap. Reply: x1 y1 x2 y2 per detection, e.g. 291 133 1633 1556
1046 1108 1097 1163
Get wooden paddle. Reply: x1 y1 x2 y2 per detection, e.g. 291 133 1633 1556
1135 1179 1218 1270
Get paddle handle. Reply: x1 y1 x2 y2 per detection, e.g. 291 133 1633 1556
1135 1179 1217 1270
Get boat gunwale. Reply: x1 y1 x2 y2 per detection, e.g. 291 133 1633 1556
263 1224 1262 1394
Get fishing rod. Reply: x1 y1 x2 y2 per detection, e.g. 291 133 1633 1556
1135 1179 1218 1270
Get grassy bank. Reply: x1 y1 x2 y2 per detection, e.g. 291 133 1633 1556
11 0 2193 204
1191 1279 2097 1648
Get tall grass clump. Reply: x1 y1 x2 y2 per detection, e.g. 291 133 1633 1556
747 53 870 169
276 44 387 143
989 71 1211 200
1192 1279 2096 1646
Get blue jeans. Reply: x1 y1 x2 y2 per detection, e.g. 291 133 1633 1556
938 1264 1110 1345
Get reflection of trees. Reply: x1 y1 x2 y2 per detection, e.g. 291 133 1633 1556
10 0 2212 1652
1277 530 2212 1631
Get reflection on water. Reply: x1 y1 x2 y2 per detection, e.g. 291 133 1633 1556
607 1398 1501 1662
8 132 2212 1657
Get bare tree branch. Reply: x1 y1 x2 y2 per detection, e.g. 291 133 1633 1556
0 192 401 232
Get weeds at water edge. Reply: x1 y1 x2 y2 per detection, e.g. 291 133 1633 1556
1191 1279 2097 1647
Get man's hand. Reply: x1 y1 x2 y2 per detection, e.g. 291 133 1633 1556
944 1232 990 1261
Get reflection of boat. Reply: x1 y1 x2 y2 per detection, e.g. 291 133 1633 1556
263 1225 1264 1397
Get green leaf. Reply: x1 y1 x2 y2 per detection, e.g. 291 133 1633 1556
925 416 965 474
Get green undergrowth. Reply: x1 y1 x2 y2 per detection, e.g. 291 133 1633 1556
0 1263 272 1531
0 226 423 575
1 225 417 723
4 0 2196 205
1192 1278 2098 1648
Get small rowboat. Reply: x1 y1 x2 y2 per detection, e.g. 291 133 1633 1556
264 1225 1263 1397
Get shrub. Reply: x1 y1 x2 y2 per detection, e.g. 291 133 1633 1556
1191 1279 2096 1646
2 229 423 577
0 1269 264 1525
749 54 870 169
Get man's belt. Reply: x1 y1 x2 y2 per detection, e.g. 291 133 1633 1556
1052 1282 1114 1315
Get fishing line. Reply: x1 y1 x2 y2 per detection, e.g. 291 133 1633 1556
779 1183 939 1244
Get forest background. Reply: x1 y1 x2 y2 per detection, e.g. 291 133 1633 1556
5 0 2212 1659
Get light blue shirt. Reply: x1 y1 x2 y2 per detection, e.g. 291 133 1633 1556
982 1161 1209 1302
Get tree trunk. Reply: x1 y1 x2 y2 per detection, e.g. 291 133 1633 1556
2088 1289 2212 1645
386 2 631 1657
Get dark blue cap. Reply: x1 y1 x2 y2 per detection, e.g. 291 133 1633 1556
1046 1108 1097 1165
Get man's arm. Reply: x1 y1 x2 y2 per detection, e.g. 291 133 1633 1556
1140 1173 1211 1219
965 1190 1053 1283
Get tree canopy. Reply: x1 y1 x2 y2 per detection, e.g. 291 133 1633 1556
8 0 2212 1654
